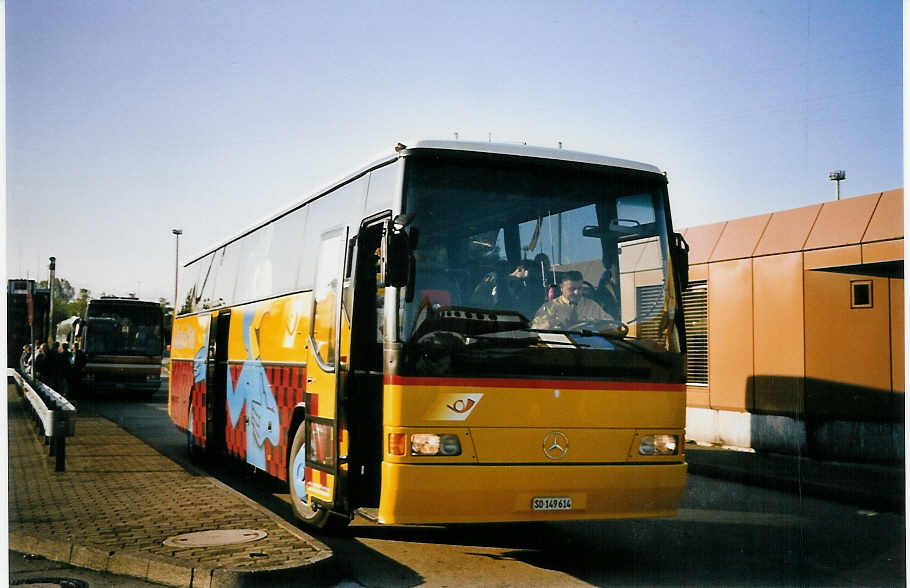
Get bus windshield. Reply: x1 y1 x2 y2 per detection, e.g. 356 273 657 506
398 152 681 381
85 304 163 356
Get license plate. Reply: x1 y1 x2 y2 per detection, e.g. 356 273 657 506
532 497 573 511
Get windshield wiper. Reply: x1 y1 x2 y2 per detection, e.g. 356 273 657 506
466 331 592 348
529 326 672 364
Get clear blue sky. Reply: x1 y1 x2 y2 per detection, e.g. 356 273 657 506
4 1 903 303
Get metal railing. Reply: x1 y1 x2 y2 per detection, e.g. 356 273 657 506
8 368 77 471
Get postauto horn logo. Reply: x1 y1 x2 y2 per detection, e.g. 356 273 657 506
423 393 483 421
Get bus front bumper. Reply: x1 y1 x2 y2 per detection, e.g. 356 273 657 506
377 461 687 524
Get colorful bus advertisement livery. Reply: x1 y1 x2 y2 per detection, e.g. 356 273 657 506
170 140 689 529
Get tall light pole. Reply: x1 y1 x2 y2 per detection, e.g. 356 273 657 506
828 170 846 200
172 229 182 313
47 257 56 345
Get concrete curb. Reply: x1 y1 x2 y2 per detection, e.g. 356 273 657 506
11 531 339 587
11 511 337 587
11 506 337 588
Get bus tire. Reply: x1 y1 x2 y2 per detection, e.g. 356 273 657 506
186 399 203 463
288 423 349 532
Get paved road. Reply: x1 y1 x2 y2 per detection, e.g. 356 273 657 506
84 387 906 587
10 550 164 587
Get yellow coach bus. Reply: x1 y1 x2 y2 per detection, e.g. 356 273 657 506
170 140 690 530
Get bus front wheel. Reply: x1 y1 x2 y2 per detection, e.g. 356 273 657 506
288 424 348 531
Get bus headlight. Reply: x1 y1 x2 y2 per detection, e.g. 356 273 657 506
638 434 679 456
411 434 462 456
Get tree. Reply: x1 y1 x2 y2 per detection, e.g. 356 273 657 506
158 298 174 344
38 277 75 306
39 278 79 327
66 288 91 320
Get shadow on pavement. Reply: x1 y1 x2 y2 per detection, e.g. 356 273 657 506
76 388 905 587
686 445 905 513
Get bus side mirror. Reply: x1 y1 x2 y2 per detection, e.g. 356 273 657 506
381 220 411 288
582 225 603 238
672 232 689 291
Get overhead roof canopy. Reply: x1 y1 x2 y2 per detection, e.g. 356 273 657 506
682 189 903 263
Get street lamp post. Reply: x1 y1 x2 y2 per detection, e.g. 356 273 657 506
172 229 183 313
828 170 846 200
47 257 56 346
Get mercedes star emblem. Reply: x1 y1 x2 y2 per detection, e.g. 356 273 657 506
542 431 569 460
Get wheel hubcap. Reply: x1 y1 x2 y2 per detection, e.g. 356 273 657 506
292 445 309 507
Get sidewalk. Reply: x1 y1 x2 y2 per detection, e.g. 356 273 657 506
7 383 335 587
686 443 905 512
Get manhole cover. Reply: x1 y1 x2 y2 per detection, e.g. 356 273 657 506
163 529 268 547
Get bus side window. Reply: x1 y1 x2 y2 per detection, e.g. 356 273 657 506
311 230 345 369
301 176 367 291
179 260 203 315
366 163 399 216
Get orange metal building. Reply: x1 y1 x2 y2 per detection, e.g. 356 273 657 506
680 189 903 463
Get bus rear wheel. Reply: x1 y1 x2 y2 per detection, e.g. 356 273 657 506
288 424 348 532
186 399 203 463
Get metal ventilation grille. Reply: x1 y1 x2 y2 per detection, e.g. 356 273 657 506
635 284 665 341
682 280 708 385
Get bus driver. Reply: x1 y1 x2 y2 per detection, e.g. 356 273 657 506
531 270 615 330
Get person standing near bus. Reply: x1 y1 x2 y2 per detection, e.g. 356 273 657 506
66 342 85 397
34 343 48 382
59 342 71 396
19 344 31 374
73 343 84 395
46 342 61 390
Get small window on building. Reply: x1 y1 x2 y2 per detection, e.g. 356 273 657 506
851 280 873 308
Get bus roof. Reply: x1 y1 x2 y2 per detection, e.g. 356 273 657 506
88 297 161 307
404 140 664 175
184 141 664 266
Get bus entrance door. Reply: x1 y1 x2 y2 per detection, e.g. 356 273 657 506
299 227 348 517
205 309 230 453
343 220 385 510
